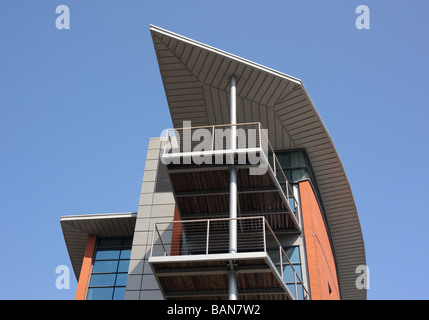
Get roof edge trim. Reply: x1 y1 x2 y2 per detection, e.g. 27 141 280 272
60 212 137 222
150 25 302 86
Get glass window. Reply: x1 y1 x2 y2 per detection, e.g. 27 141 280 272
287 284 303 301
276 153 290 168
275 150 313 182
283 265 302 283
267 246 305 300
290 152 306 167
86 237 132 300
285 246 300 263
288 198 296 212
292 168 308 181
113 287 126 300
115 273 128 287
122 238 133 247
120 249 131 260
95 250 120 260
92 260 118 274
86 287 114 300
284 170 292 182
117 260 130 273
97 238 123 248
89 274 116 287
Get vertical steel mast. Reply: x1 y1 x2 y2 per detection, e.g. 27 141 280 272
229 75 238 300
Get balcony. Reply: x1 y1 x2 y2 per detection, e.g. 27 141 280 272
160 122 301 232
148 216 308 300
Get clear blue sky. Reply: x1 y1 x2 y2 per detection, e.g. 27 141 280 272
0 0 428 300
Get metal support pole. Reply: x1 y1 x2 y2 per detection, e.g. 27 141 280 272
206 220 210 255
229 169 237 254
228 271 238 300
280 246 283 280
273 153 276 177
230 76 237 151
262 218 266 252
229 75 238 300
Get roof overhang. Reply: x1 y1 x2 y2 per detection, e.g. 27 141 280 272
150 25 366 300
60 212 137 280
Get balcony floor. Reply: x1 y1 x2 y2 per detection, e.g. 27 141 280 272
149 252 293 300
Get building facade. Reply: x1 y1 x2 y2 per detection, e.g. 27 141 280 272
60 26 366 300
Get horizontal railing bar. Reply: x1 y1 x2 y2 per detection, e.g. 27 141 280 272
167 122 262 132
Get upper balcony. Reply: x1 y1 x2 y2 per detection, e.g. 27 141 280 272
148 216 309 300
160 122 301 232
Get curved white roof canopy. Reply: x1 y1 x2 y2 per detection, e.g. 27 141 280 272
150 25 366 300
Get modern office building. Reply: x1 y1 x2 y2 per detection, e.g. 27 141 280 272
60 26 366 300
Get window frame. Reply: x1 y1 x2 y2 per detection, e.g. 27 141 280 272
86 237 132 300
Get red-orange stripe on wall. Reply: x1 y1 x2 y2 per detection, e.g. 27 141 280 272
75 234 97 300
299 181 340 300
170 205 182 256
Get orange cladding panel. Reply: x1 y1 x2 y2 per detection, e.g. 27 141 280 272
299 181 340 300
170 205 182 256
75 234 97 300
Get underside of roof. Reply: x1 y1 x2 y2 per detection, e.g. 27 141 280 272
60 212 137 280
150 25 366 300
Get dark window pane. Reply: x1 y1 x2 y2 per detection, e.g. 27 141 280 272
113 287 126 300
277 175 285 184
285 170 292 182
292 168 307 181
122 238 133 247
92 260 118 273
115 273 128 286
267 248 281 265
117 260 130 273
276 153 290 168
89 273 116 287
97 238 123 248
86 287 114 300
267 152 273 166
290 152 306 167
95 250 120 260
275 169 284 182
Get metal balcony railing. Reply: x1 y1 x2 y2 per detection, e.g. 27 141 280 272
161 122 299 224
150 216 309 300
